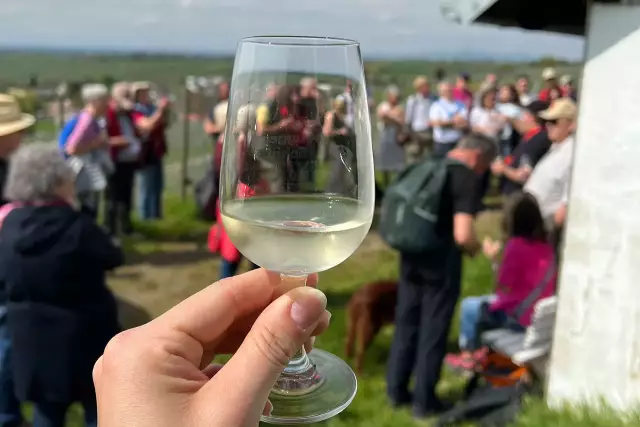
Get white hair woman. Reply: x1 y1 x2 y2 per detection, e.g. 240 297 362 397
65 83 112 219
0 144 122 427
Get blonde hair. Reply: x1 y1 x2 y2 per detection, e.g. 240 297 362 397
413 76 428 90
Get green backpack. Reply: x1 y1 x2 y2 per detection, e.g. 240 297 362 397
379 158 454 253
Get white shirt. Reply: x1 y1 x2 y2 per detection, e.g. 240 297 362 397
469 106 503 139
342 91 355 128
429 98 467 144
497 103 522 140
519 93 536 107
525 135 575 225
405 93 432 132
213 100 229 129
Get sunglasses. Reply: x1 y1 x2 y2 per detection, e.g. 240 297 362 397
545 119 558 126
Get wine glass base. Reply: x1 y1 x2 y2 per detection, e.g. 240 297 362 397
261 349 357 425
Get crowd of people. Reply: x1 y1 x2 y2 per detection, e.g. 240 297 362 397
378 66 576 418
0 63 579 425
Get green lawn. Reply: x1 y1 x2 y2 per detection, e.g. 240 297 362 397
22 197 639 426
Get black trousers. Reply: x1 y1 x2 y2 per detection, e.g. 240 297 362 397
387 247 462 413
105 162 136 236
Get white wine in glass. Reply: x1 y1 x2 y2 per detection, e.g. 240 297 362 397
219 36 375 424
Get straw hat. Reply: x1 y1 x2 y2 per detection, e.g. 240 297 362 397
539 98 578 121
0 94 36 137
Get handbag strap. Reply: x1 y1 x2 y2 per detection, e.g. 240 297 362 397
510 259 556 321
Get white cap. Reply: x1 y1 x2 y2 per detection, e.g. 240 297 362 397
541 67 557 81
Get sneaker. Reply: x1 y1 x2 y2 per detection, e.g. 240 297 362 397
412 400 453 420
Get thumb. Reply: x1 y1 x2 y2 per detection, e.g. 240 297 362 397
200 286 327 423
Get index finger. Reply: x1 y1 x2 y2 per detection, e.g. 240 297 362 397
153 269 317 351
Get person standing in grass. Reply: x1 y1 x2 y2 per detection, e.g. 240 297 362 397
131 82 170 220
386 134 497 420
104 82 141 236
65 84 113 219
0 93 34 427
376 85 406 186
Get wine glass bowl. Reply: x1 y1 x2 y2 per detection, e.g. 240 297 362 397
219 35 375 424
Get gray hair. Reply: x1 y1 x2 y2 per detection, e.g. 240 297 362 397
300 77 317 88
5 143 75 203
81 83 109 102
386 85 400 96
457 133 499 165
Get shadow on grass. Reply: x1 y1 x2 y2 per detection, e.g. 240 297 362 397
116 297 153 329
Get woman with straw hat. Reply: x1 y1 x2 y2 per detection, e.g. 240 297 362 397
0 93 34 427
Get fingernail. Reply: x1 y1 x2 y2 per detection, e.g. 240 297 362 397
290 287 327 330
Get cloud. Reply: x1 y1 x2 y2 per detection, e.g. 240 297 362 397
0 0 584 60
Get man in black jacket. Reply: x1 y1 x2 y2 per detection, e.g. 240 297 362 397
0 93 34 427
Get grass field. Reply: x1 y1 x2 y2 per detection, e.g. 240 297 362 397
25 197 635 427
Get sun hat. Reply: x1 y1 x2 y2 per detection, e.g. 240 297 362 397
0 94 36 137
539 98 578 121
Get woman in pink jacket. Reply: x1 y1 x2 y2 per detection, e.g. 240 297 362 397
446 192 557 371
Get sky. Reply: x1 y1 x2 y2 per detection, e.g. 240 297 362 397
0 0 585 60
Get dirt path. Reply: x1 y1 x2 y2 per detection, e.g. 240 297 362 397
109 232 391 327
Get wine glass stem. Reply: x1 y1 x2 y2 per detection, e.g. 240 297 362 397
280 274 313 375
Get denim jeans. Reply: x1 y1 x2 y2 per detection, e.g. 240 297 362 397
0 307 23 427
458 295 501 351
220 259 258 280
32 399 97 427
138 161 164 220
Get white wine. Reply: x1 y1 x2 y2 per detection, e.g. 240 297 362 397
221 194 372 275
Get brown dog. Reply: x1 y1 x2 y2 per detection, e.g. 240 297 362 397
345 280 398 374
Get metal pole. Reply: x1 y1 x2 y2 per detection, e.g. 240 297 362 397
180 83 191 201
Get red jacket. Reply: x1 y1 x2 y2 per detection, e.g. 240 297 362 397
131 110 168 164
105 105 140 163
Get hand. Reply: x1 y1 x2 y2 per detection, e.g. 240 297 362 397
453 115 467 128
482 237 502 261
279 117 295 127
94 269 330 427
158 97 170 110
338 128 349 136
512 166 532 183
491 159 505 176
93 136 109 149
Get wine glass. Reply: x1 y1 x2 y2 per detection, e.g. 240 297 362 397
219 36 375 424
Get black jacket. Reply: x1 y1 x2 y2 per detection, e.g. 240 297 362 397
0 204 123 402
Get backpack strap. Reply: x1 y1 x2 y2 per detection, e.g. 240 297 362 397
510 259 556 322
